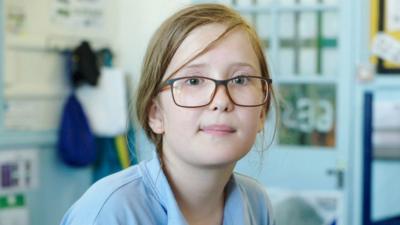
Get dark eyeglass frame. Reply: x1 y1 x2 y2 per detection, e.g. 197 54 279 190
159 75 273 108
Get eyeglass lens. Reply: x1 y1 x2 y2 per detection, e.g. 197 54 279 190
171 77 268 107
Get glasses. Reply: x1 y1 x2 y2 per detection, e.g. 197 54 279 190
159 75 272 108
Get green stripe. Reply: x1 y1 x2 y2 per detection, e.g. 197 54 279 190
321 38 337 47
0 194 25 209
279 38 337 48
317 9 323 74
294 7 300 74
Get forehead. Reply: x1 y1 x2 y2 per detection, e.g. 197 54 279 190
164 23 260 78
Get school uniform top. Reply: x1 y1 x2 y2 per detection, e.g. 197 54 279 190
60 157 274 225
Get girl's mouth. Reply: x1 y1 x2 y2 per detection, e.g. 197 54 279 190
200 124 236 136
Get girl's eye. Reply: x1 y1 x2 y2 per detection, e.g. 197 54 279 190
184 77 203 86
233 76 249 85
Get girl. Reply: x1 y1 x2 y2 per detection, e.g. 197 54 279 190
61 3 276 225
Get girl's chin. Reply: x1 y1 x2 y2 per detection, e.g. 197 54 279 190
191 152 248 168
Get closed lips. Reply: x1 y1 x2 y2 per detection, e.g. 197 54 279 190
200 125 236 133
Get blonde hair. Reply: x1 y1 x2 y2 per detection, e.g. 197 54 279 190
135 3 276 159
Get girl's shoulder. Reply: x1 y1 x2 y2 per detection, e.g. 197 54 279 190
232 172 275 225
233 172 268 195
60 160 165 225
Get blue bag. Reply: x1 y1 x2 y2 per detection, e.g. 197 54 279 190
58 94 97 167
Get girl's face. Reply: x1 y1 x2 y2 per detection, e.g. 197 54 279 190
149 23 265 169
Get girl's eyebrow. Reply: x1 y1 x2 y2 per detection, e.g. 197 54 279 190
183 62 256 70
172 64 208 79
177 62 258 77
229 62 257 70
181 63 208 70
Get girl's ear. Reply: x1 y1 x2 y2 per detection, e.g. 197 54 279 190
148 100 165 134
257 108 265 133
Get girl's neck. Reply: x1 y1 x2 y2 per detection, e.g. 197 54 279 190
162 155 235 225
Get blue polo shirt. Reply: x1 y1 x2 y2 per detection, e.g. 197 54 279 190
60 157 274 225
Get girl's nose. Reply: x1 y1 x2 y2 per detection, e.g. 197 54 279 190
208 85 234 112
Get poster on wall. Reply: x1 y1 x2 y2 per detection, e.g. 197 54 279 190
278 84 336 147
0 149 38 193
51 0 106 30
370 0 400 74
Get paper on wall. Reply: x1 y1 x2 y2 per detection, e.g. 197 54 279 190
0 194 29 225
372 33 400 64
386 0 400 32
5 1 28 34
3 98 64 131
51 0 106 30
373 100 400 130
0 149 38 194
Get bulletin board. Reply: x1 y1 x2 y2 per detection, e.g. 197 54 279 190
1 0 118 140
370 0 400 74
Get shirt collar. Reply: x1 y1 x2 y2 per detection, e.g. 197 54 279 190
142 157 187 225
142 157 246 225
224 174 248 225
